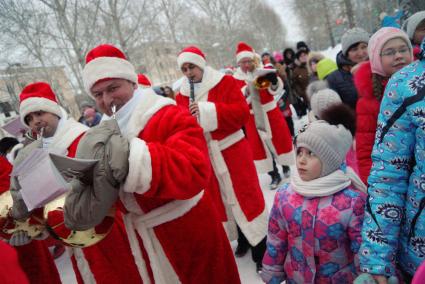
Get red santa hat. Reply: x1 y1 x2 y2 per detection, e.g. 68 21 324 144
137 74 152 88
177 46 206 69
82 44 138 94
236 42 255 63
19 82 63 127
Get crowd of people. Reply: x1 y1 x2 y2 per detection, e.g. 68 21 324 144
0 9 424 284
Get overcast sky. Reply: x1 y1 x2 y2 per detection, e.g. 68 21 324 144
265 0 304 44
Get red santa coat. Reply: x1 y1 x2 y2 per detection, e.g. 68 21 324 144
233 67 294 173
114 87 240 284
175 67 268 246
1 154 62 284
0 241 30 284
38 114 142 284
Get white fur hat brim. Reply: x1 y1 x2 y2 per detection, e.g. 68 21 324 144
236 51 254 63
20 97 62 127
177 52 206 69
82 56 138 95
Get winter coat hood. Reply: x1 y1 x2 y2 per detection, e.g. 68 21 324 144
336 51 355 69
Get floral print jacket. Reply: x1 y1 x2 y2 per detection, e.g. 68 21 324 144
262 183 366 283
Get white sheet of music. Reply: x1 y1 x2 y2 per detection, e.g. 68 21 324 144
11 148 69 211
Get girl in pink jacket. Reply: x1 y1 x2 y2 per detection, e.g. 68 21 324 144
262 108 367 283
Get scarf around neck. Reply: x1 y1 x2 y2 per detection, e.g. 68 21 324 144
291 167 366 197
102 87 144 136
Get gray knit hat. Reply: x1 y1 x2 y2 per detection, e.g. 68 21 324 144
341 27 370 56
296 120 352 177
405 11 425 40
310 88 342 120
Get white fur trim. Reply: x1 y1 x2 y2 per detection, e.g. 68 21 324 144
263 100 278 113
177 52 206 69
49 116 88 155
198 101 218 132
275 150 296 166
19 97 62 127
179 66 224 102
9 144 24 163
236 51 254 63
122 138 152 195
241 85 248 97
72 248 97 284
126 90 175 139
122 214 152 284
222 220 237 242
234 204 268 246
82 56 138 94
254 158 273 173
120 191 204 284
267 77 284 96
205 132 267 246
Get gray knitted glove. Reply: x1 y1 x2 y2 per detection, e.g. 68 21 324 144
9 230 31 246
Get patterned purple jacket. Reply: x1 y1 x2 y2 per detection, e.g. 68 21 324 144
262 183 366 283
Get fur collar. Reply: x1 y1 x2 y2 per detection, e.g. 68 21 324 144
354 61 374 99
49 115 88 154
233 67 255 82
180 66 224 102
125 89 176 139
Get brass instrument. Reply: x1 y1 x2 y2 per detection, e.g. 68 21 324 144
44 194 115 248
0 191 45 240
0 190 114 247
253 76 271 90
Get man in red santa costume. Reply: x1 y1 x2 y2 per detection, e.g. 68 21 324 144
174 45 268 273
11 82 142 284
81 44 240 284
233 42 294 189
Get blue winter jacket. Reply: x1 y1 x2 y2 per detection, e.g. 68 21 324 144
359 40 425 277
326 51 357 109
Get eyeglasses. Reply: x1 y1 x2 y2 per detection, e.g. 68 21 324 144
380 47 410 57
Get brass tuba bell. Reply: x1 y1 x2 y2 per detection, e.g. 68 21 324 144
0 191 45 240
253 76 271 90
44 194 115 248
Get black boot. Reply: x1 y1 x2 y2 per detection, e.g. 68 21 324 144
256 261 263 274
235 242 250 257
235 226 250 257
282 165 290 179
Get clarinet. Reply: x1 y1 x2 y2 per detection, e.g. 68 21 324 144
189 79 195 103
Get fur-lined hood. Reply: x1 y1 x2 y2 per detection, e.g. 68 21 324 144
353 61 374 100
307 52 325 74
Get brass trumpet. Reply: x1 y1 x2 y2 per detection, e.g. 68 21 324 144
253 75 271 90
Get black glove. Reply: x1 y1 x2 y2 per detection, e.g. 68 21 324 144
263 72 278 85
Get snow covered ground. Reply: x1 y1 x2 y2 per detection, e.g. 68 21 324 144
55 114 309 284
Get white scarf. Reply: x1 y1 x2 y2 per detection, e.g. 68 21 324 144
102 88 144 136
291 167 367 197
42 109 68 149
